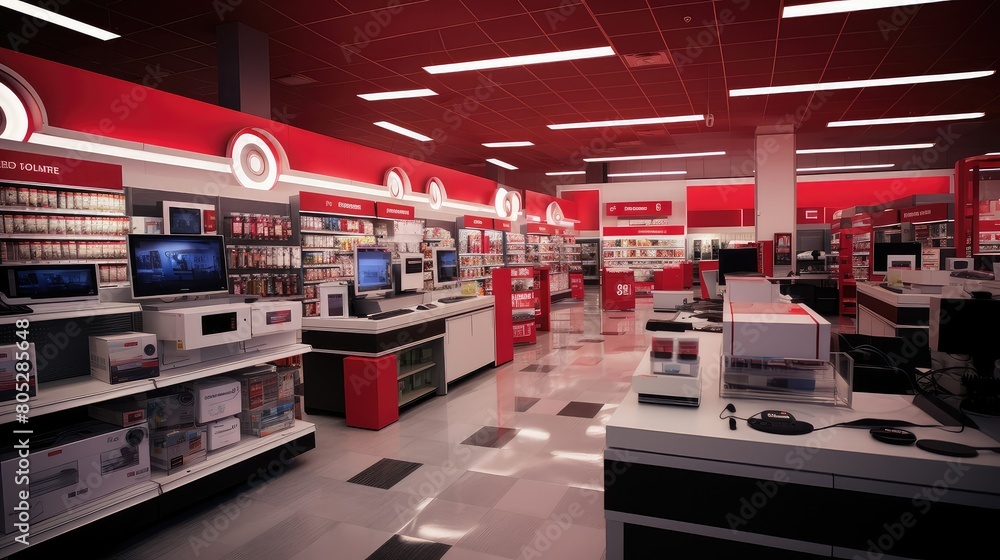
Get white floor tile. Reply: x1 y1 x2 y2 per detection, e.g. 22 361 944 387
492 479 569 519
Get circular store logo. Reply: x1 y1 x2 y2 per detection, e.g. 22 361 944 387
228 128 282 191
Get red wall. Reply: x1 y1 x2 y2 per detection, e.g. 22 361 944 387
525 190 578 222
687 184 754 227
797 177 950 209
559 190 600 231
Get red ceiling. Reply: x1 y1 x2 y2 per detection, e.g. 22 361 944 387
1 0 999 190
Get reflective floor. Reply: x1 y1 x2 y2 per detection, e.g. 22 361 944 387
102 288 853 560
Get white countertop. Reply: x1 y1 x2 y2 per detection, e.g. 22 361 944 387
856 282 936 306
607 328 1000 494
302 295 494 333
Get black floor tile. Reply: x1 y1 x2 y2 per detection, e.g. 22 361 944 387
520 364 557 373
461 426 519 448
366 534 451 560
557 401 605 419
348 458 422 490
579 337 605 343
600 331 624 336
514 396 540 412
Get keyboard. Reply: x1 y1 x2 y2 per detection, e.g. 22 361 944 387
0 303 33 316
367 308 415 320
438 296 475 304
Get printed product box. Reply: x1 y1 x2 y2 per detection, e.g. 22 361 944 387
239 396 295 437
203 416 241 451
0 342 35 404
191 378 242 424
147 385 196 429
150 425 207 473
88 396 147 427
89 332 159 384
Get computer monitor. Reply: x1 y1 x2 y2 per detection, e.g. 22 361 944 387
930 297 1000 379
1 263 100 305
354 246 393 296
127 234 228 299
717 247 759 286
433 247 458 287
873 242 922 274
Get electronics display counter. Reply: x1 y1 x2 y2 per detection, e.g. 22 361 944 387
301 296 496 416
855 282 932 337
605 328 1000 559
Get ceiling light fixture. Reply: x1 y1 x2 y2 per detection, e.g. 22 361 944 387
0 0 119 40
548 114 704 130
729 70 993 97
544 171 586 176
373 121 432 142
486 158 518 170
358 88 437 101
584 151 725 163
827 112 985 127
608 171 688 177
482 141 534 148
796 142 934 154
797 164 895 172
783 0 950 18
424 46 615 74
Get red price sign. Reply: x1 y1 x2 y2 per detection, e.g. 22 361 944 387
616 283 631 296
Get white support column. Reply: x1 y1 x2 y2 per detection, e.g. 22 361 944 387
754 125 797 276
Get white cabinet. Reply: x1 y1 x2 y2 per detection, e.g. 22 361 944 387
444 308 496 383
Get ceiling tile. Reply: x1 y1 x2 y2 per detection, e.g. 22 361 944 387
610 32 667 55
651 3 721 31
588 0 659 15
476 14 545 43
548 28 611 50
261 0 351 24
596 10 659 36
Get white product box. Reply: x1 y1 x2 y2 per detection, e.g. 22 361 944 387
203 416 241 451
633 368 701 407
650 358 698 376
725 277 781 303
1 421 150 534
88 396 147 427
89 332 159 384
147 385 196 429
0 342 35 404
192 378 242 424
150 425 206 473
723 301 831 361
651 290 692 311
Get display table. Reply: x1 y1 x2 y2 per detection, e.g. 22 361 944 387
605 329 1000 559
301 296 496 416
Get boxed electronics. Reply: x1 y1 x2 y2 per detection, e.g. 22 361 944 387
150 424 206 473
725 277 782 303
147 385 196 429
142 301 252 370
0 342 35 404
648 336 699 376
246 299 302 353
1 421 150 534
633 338 702 407
89 331 159 384
723 301 831 361
719 354 853 407
203 416 241 451
88 396 147 427
224 364 294 410
240 396 295 437
191 377 242 424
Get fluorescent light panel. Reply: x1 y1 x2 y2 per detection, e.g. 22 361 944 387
783 0 950 18
0 0 119 40
730 70 993 97
486 158 518 170
373 121 432 142
358 88 437 101
584 151 725 163
828 112 984 127
796 142 934 154
797 164 895 172
482 141 534 148
545 171 586 176
608 171 687 177
548 114 703 130
423 46 615 74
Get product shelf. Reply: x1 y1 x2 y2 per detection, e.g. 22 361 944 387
152 344 313 389
399 385 437 407
0 234 125 241
0 206 126 216
398 361 437 381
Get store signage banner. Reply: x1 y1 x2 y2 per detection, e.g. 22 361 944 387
298 191 375 217
900 203 949 223
376 202 414 220
602 225 685 236
796 207 825 224
527 223 553 234
494 219 512 232
464 215 493 229
0 147 123 190
605 201 672 217
871 209 900 227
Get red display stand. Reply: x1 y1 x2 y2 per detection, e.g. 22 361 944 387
343 355 399 430
654 264 685 291
492 266 536 356
570 272 585 299
601 268 636 310
534 267 551 331
698 260 719 299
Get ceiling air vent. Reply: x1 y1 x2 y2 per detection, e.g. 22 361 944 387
622 51 672 69
274 73 317 86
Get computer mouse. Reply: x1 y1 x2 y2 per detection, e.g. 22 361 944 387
870 427 916 446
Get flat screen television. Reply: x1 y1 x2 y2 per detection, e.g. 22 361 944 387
1 263 100 304
127 234 228 299
433 247 458 287
873 242 922 274
718 247 760 286
354 246 393 295
167 206 202 235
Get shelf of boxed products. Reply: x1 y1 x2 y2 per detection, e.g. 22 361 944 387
225 212 294 242
979 230 1000 253
456 228 504 287
852 231 871 281
914 221 955 270
227 246 303 299
0 344 313 425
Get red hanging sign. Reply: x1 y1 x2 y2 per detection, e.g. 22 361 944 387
900 203 950 223
871 209 900 227
376 202 415 220
0 147 123 190
464 215 493 229
602 225 685 236
605 201 672 217
527 223 554 234
298 191 375 217
494 219 512 232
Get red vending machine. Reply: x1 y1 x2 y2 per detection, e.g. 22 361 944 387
601 268 636 310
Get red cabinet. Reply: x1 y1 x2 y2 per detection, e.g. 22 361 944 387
343 355 399 430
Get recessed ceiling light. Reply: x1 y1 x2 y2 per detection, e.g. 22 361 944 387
584 151 725 163
373 121 432 142
797 164 895 172
0 0 119 40
486 158 518 170
608 171 688 177
358 88 437 101
796 142 935 154
548 114 704 130
482 141 535 148
729 70 993 97
544 171 586 176
783 0 950 18
827 112 985 127
423 46 615 74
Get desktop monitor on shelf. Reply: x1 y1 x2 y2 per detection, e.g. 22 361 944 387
432 247 458 288
1 263 100 305
717 247 760 286
354 246 393 297
873 242 922 274
127 234 228 299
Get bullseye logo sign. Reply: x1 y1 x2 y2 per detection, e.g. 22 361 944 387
546 201 564 225
228 128 282 191
427 177 446 209
0 77 34 142
494 187 522 219
384 167 411 199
